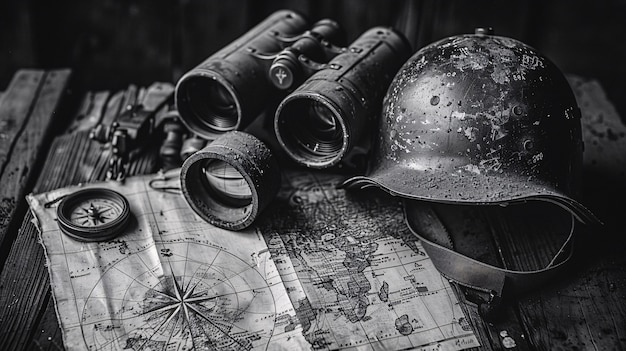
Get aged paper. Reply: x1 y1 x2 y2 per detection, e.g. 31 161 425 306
258 171 479 351
28 172 308 351
28 170 478 350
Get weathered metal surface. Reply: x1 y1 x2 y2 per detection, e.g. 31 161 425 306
180 131 280 230
275 27 412 169
175 10 309 140
343 30 598 224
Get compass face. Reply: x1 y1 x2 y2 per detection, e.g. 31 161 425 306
57 188 131 242
68 197 125 228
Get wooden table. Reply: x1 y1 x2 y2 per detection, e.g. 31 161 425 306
0 69 624 350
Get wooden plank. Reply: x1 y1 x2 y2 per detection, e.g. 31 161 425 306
66 90 110 133
0 216 50 350
0 69 71 264
0 70 44 176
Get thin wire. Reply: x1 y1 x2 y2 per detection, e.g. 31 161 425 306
148 170 182 194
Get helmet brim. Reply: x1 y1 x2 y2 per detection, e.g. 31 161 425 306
341 167 601 225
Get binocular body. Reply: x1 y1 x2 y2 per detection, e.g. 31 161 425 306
274 27 412 169
175 10 310 140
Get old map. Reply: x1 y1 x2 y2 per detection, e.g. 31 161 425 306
28 170 478 350
28 172 309 351
258 171 478 350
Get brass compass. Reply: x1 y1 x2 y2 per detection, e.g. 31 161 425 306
56 188 131 242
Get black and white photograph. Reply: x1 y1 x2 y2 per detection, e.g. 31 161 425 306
1 1 625 350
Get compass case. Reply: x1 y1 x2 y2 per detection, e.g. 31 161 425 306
56 188 131 242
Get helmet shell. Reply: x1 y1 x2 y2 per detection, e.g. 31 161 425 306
343 31 598 223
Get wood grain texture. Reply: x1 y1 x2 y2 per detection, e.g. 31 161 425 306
0 70 44 175
66 90 110 134
0 69 70 266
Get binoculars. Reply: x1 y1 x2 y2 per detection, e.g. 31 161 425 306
176 9 411 169
178 10 412 230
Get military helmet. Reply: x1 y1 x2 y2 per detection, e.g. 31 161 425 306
342 28 598 224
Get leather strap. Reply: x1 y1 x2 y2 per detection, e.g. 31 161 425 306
404 200 575 299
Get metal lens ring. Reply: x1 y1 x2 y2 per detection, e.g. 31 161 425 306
276 95 347 168
176 75 240 139
180 131 280 231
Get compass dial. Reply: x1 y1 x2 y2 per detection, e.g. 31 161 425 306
57 188 131 242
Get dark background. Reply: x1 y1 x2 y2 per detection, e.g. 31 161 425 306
2 0 625 119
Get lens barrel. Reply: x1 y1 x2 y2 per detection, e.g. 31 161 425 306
180 131 280 230
175 10 309 140
275 27 412 169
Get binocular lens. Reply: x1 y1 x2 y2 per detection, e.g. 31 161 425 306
206 83 237 130
181 76 239 134
278 98 345 166
202 160 252 207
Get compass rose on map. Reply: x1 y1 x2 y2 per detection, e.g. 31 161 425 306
80 241 280 351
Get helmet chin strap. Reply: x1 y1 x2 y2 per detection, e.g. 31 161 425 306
404 200 576 322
